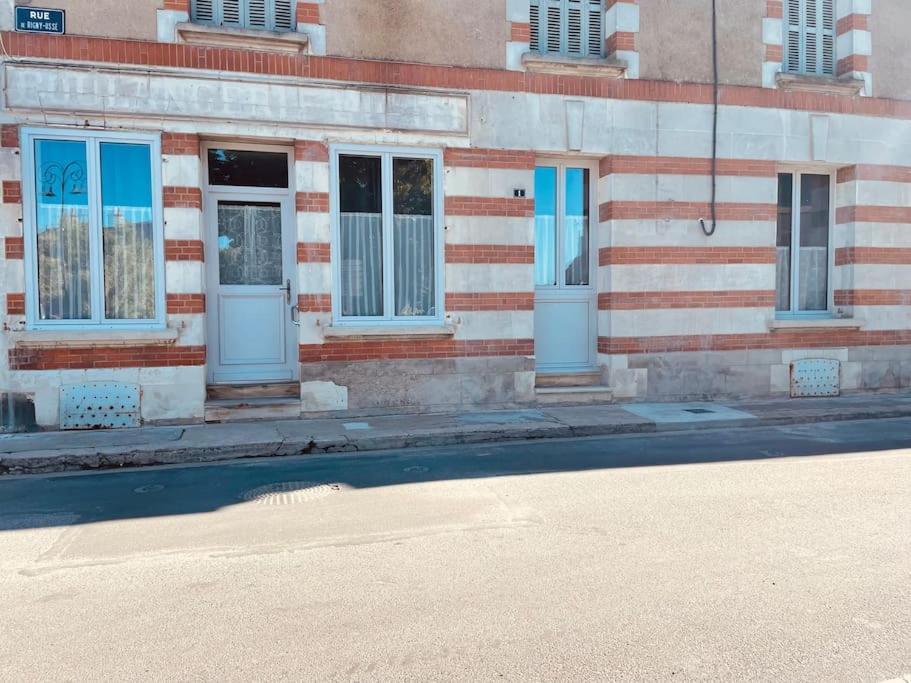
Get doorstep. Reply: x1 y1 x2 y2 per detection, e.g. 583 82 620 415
204 397 302 423
536 385 614 406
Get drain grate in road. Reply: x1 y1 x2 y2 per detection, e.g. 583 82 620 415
239 481 344 506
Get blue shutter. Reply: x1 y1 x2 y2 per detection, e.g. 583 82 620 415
529 0 603 58
784 0 835 75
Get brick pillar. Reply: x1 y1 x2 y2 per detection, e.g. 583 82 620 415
835 0 872 96
605 0 639 78
297 1 326 55
762 0 784 88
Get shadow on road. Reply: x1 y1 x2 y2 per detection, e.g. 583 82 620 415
1 418 910 531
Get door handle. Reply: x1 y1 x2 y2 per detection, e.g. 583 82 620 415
279 279 292 304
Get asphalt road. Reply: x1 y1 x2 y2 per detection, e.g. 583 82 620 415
1 418 910 681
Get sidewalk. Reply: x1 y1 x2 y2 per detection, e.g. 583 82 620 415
3 392 911 475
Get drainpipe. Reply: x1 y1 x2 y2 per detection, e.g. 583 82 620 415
700 0 719 237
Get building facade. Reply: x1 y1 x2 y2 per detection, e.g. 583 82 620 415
1 0 909 429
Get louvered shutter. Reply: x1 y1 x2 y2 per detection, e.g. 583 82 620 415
785 0 801 72
587 0 603 57
221 0 242 27
192 0 215 23
529 0 604 58
248 0 268 29
191 0 297 31
273 0 294 31
820 0 835 75
784 0 835 75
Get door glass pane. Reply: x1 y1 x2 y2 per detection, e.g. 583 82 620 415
217 201 283 285
776 173 793 312
100 142 155 320
798 174 830 311
535 166 557 287
208 149 289 188
393 158 435 317
339 155 383 317
563 167 590 286
34 139 91 320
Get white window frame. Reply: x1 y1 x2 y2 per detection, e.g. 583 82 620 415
530 0 605 59
775 169 836 320
329 144 445 327
20 128 166 331
783 0 836 76
190 0 298 33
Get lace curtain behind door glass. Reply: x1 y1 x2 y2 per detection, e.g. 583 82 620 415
217 202 283 286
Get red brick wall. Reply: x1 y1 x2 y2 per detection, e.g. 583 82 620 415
165 239 205 262
296 192 330 213
297 242 331 263
161 132 200 156
300 338 534 363
599 247 776 266
163 186 202 209
166 293 206 314
445 244 535 264
446 292 535 311
9 345 206 370
599 290 776 310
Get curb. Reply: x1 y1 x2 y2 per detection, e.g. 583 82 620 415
3 405 911 476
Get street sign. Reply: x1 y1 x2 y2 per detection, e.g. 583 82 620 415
14 7 65 34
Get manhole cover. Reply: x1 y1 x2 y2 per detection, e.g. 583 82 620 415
684 408 714 414
239 482 343 506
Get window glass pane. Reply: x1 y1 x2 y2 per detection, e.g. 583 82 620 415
34 139 91 320
339 155 383 317
776 173 793 312
100 143 155 320
534 166 557 287
798 174 830 311
563 167 590 286
217 201 283 285
393 158 435 317
207 149 289 188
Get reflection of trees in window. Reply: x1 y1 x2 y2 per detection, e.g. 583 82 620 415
37 208 91 320
103 207 155 320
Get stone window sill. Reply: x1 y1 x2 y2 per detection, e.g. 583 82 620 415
323 324 456 340
775 72 865 97
768 318 864 332
521 52 627 79
10 327 179 349
176 23 309 54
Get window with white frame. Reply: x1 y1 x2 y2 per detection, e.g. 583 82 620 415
191 0 296 32
776 172 832 315
22 129 165 329
530 0 604 59
332 148 443 323
784 0 835 76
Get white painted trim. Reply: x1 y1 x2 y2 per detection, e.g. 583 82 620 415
200 141 299 384
775 170 837 317
533 158 599 372
329 144 445 327
20 127 166 331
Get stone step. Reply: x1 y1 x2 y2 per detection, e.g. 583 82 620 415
535 385 614 406
204 398 302 423
535 370 603 388
206 382 300 401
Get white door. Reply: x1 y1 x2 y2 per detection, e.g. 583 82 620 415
205 193 298 384
533 163 597 373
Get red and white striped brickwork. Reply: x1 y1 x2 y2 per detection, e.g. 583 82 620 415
0 127 208 425
835 0 872 95
605 0 639 78
0 9 909 421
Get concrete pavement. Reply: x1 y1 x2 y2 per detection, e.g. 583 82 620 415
5 391 911 474
0 418 910 680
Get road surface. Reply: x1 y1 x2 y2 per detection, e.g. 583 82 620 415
1 418 910 681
